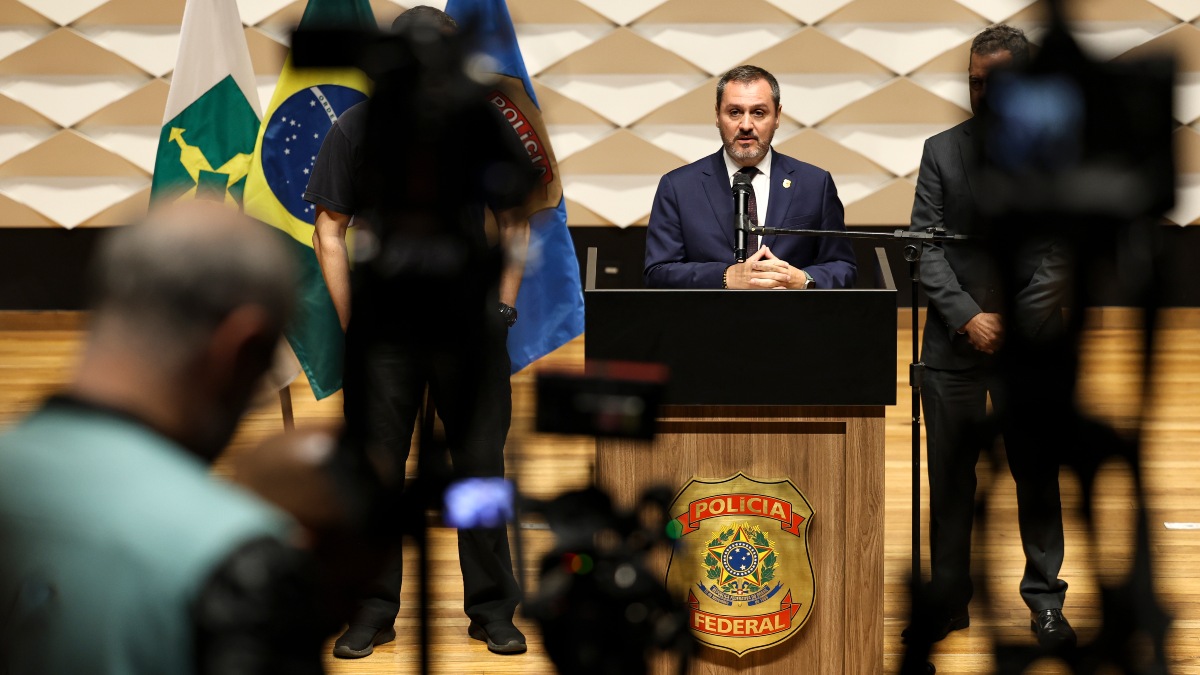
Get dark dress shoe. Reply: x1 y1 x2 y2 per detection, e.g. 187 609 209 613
901 611 969 644
332 624 397 658
468 620 528 654
1031 608 1077 649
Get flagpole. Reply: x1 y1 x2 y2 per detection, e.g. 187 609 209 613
279 387 295 430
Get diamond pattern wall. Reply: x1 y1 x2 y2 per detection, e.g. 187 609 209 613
1 0 1199 228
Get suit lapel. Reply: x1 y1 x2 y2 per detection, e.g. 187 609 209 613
957 119 979 205
702 151 736 252
761 151 794 251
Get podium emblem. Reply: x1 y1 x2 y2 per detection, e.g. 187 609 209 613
665 472 815 656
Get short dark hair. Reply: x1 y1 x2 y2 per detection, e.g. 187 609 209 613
716 65 780 110
971 24 1030 66
392 5 458 33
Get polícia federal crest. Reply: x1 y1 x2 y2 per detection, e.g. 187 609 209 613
701 523 780 604
665 473 815 656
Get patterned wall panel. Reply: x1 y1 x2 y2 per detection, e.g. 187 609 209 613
1 0 1200 229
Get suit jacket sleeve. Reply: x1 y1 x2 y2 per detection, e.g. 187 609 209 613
1012 237 1069 340
804 171 857 289
911 137 981 336
644 172 729 288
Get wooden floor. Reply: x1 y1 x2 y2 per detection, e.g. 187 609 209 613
2 309 1199 674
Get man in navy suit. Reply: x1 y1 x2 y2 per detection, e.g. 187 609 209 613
644 65 856 290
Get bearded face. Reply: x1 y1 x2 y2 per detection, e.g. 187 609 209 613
717 79 780 167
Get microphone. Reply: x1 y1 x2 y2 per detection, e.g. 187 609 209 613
732 173 752 262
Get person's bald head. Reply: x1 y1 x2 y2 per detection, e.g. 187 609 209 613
391 5 458 34
81 201 296 458
89 201 294 365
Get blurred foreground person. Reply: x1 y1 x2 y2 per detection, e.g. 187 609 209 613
0 202 328 674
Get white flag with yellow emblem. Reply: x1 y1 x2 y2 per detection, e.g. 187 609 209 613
151 0 260 207
152 0 301 395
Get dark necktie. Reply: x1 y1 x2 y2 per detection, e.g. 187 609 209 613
736 166 759 253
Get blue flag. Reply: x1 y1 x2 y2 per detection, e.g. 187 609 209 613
445 0 585 372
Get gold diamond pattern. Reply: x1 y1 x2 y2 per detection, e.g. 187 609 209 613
0 0 1197 228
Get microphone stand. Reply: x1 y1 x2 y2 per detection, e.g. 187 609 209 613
748 224 968 675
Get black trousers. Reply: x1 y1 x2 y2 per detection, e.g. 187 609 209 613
341 313 521 629
922 366 1068 613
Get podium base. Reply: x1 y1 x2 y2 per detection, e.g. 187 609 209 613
596 404 884 674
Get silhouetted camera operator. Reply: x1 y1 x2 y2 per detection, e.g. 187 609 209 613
301 5 536 660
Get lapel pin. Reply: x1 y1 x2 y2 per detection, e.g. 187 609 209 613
782 179 792 189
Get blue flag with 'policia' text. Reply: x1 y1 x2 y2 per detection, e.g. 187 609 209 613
445 0 585 372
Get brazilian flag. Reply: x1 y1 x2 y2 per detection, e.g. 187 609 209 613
243 0 373 400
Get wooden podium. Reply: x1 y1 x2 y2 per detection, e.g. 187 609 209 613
585 278 895 674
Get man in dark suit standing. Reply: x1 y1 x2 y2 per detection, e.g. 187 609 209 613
910 24 1075 648
644 65 856 290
